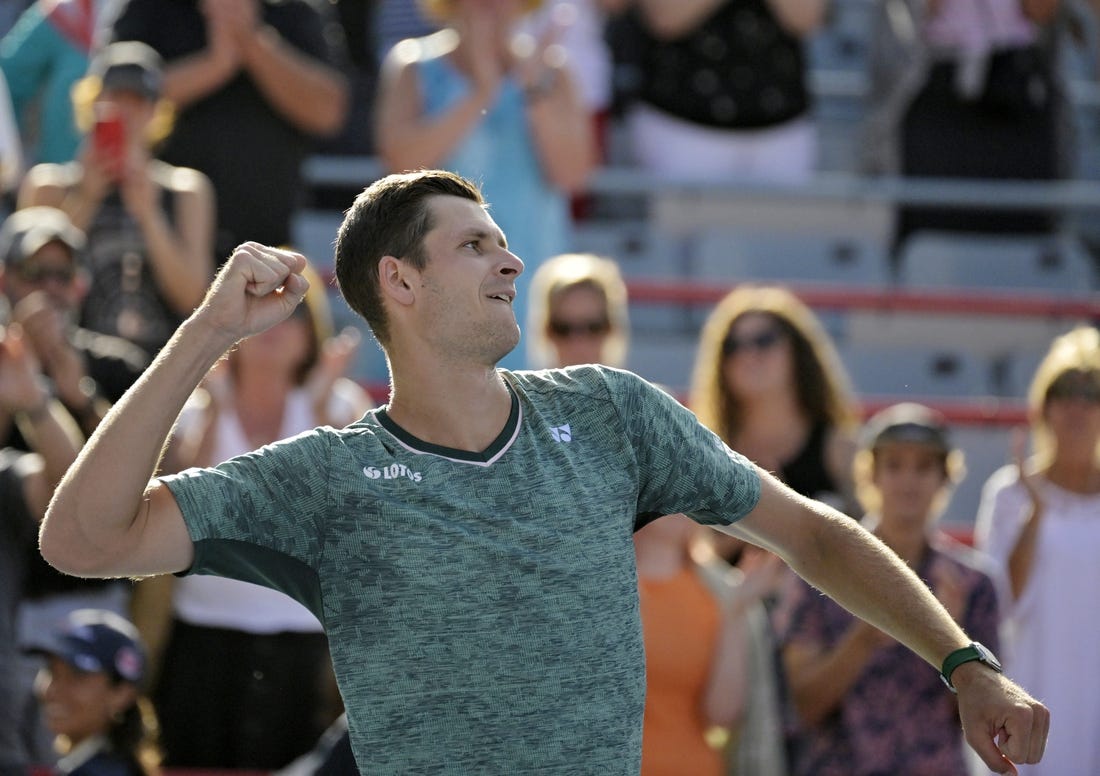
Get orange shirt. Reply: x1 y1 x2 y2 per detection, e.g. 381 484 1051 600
638 566 724 776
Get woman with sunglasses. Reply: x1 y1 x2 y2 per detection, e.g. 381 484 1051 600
527 251 629 369
974 325 1100 776
687 284 859 771
690 285 859 514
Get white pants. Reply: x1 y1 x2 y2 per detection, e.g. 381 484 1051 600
627 102 817 185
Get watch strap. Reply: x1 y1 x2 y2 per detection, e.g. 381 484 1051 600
940 642 999 692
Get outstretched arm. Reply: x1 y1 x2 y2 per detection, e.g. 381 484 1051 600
720 469 1049 773
40 244 310 579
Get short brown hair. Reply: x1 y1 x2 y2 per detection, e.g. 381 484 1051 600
334 170 484 347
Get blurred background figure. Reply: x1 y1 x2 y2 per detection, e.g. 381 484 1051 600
606 0 827 183
0 205 146 767
110 0 349 261
19 41 215 356
633 514 751 776
0 0 117 167
974 325 1100 776
526 251 628 368
0 319 82 776
519 0 616 156
774 402 1001 776
690 284 858 513
0 69 22 195
0 205 147 443
374 0 597 368
137 260 372 770
863 0 1070 253
27 609 162 776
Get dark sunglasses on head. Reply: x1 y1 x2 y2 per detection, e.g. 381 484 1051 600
15 263 76 284
548 318 612 339
722 328 784 357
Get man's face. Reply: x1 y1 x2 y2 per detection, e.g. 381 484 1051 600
409 195 525 365
4 241 81 311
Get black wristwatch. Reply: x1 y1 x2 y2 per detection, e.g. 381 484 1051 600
940 641 1002 693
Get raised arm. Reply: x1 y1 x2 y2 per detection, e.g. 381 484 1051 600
720 469 1049 773
40 244 310 579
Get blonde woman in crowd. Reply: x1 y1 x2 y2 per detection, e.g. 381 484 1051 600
975 325 1100 776
135 261 371 770
526 251 629 369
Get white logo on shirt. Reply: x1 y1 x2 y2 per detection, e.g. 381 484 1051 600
549 424 572 443
363 463 423 482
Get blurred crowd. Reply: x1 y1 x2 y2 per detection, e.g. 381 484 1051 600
0 1 1099 775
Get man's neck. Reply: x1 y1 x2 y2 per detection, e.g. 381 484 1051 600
386 358 513 453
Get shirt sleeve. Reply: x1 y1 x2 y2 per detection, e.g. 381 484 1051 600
158 429 333 614
603 368 761 526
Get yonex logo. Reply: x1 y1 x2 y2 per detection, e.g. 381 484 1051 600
363 463 423 482
549 424 572 443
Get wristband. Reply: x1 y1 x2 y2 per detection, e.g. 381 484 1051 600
940 641 1002 692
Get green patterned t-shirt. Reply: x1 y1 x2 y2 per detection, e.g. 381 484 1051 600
161 365 761 774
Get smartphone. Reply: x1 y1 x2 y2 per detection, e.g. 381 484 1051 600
93 106 126 181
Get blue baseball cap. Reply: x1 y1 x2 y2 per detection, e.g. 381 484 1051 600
27 609 146 685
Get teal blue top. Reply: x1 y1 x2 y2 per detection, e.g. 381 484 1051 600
416 45 572 370
0 2 88 164
162 366 761 774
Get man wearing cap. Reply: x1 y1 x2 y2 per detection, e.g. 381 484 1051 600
109 0 349 261
18 40 216 357
775 402 1005 776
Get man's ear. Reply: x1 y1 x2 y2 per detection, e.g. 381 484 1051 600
378 255 417 307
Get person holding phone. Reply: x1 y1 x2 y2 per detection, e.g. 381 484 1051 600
18 41 215 357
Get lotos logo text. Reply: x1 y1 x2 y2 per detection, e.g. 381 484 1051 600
363 463 423 482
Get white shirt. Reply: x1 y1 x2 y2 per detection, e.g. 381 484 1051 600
974 464 1100 776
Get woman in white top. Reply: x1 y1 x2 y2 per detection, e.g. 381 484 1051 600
139 260 372 770
974 325 1100 776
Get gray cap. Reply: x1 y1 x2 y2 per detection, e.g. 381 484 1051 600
91 41 164 100
862 402 952 454
0 207 85 268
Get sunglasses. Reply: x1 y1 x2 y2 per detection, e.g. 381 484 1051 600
722 328 784 357
15 263 76 284
548 318 612 339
